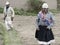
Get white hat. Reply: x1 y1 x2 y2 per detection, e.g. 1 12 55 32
6 1 10 5
42 3 48 8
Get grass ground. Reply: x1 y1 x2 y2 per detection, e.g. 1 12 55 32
0 22 21 45
0 7 60 16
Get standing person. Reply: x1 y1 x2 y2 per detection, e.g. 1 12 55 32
35 3 55 45
3 1 15 31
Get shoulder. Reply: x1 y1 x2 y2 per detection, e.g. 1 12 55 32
9 7 14 11
48 11 53 15
38 11 42 14
48 11 54 17
38 11 42 16
47 12 54 20
9 7 13 10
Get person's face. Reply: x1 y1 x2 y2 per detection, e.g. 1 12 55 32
42 8 48 14
6 4 10 8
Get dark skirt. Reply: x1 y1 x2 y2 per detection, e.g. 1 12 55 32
35 25 55 44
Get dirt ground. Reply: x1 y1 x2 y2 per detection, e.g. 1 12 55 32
0 14 60 45
13 14 60 45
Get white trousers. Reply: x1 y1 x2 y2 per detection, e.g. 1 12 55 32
5 20 13 30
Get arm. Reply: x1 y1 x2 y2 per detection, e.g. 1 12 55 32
36 13 40 29
50 15 54 27
3 7 7 20
47 13 55 29
11 7 15 21
4 15 7 20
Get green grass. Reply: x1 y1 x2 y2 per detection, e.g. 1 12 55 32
0 7 3 13
0 7 60 16
14 8 37 16
0 22 21 45
0 22 4 45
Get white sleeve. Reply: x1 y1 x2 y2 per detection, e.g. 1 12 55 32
3 7 6 15
10 7 15 17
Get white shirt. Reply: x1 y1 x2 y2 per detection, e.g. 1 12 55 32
4 6 14 21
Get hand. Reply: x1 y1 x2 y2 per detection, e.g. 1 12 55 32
47 26 51 29
4 15 7 20
4 17 6 21
11 17 14 21
4 18 5 20
36 28 39 30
